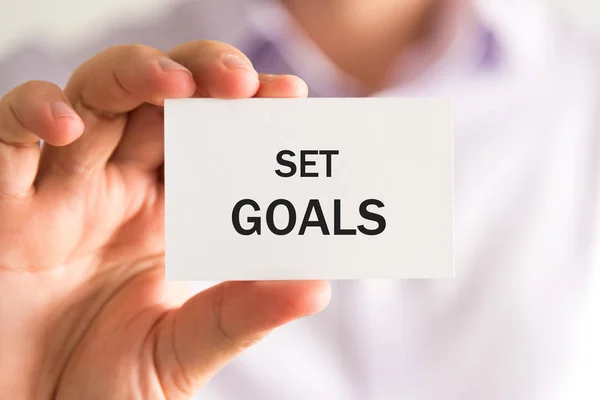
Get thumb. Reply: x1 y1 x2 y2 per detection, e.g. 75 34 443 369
151 280 331 398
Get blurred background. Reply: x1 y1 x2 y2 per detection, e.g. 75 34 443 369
0 0 599 57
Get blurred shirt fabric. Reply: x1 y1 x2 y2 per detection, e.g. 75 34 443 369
1 0 600 399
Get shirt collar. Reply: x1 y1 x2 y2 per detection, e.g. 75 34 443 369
234 0 523 97
240 0 362 96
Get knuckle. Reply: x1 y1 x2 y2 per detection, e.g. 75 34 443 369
0 185 32 200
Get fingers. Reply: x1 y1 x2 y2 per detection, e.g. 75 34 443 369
37 45 195 181
109 104 165 171
0 81 83 198
256 74 309 98
32 40 311 183
110 40 262 171
110 72 309 172
152 280 331 398
168 40 260 99
68 44 195 114
110 40 261 171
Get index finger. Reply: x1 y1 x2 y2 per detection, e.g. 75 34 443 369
37 45 196 181
65 44 197 116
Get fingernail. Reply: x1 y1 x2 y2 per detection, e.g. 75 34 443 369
222 54 254 71
158 57 192 74
51 101 78 119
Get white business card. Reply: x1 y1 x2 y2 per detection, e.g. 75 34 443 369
164 98 453 280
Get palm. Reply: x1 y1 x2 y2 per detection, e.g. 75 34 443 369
48 109 171 398
0 41 330 400
2 103 171 398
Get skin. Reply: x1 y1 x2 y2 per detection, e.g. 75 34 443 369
0 41 330 399
282 0 436 91
0 1 436 398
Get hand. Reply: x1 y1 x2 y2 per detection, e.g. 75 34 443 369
0 41 330 399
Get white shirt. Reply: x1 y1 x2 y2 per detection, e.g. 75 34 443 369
1 1 599 399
